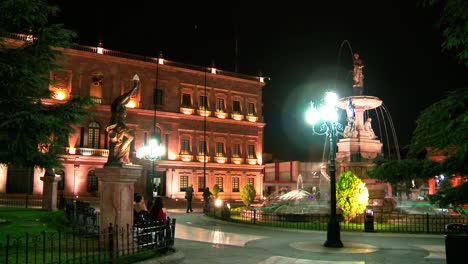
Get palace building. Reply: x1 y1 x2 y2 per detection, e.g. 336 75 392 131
1 34 267 202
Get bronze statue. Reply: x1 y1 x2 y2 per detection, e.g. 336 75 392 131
352 53 364 95
105 74 139 166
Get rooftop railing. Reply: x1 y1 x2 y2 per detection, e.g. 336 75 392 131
4 32 268 83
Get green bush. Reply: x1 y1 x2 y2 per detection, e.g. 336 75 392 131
336 171 369 220
212 184 220 198
240 184 256 207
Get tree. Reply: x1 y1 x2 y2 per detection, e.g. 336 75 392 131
0 0 95 174
336 171 369 220
212 184 220 198
368 89 467 207
240 184 256 207
419 0 468 67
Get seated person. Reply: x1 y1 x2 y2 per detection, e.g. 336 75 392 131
149 196 168 223
134 194 149 223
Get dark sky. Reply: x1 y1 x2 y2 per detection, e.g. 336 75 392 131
53 1 467 162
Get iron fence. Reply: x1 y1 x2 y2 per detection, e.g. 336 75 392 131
226 209 468 234
0 194 43 209
1 220 176 264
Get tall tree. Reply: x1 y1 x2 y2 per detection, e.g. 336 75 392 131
0 0 95 173
368 88 468 207
419 0 468 67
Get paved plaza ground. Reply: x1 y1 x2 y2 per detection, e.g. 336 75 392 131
136 198 447 264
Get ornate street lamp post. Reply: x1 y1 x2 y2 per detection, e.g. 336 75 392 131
305 91 344 248
137 60 165 207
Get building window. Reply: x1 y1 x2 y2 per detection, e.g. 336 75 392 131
232 177 239 192
181 139 190 154
87 122 100 149
198 141 206 155
216 98 225 111
199 95 207 109
215 177 224 192
248 144 256 158
248 103 255 115
233 100 241 113
232 143 241 157
248 178 254 186
182 93 191 107
87 170 98 192
198 176 205 192
180 176 188 191
154 88 163 106
216 142 224 157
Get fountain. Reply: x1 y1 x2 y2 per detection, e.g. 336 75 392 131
263 173 329 215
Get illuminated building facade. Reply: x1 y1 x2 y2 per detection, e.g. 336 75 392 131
1 35 266 201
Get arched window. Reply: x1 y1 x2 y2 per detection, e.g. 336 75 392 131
87 170 98 192
88 122 100 149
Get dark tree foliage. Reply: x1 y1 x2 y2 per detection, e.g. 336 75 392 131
369 89 467 207
0 0 95 172
419 0 468 67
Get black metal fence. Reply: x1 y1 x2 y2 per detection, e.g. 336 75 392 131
226 209 468 234
0 194 43 209
1 220 176 264
1 199 176 263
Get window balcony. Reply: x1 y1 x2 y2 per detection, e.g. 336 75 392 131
197 108 211 117
179 153 193 162
246 114 258 122
196 154 210 162
246 157 258 165
215 110 228 119
180 106 194 115
231 112 244 121
231 157 244 164
65 147 109 157
214 155 227 164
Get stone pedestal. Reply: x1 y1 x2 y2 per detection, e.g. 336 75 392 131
40 175 60 211
95 165 143 245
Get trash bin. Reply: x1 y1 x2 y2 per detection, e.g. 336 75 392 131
445 223 468 264
364 209 374 232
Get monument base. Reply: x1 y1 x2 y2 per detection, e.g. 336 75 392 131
95 164 142 250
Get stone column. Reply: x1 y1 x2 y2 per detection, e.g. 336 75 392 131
95 165 142 248
40 175 60 211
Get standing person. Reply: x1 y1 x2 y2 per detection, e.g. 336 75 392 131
185 184 194 213
202 187 213 213
149 196 168 223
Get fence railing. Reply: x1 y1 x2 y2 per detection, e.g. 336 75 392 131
1 220 176 264
0 194 43 209
225 209 468 234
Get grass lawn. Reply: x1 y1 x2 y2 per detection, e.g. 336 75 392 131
0 208 162 263
0 207 71 243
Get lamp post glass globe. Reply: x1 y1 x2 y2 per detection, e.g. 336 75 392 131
305 91 343 248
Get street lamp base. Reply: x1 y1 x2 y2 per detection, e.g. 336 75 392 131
324 218 344 248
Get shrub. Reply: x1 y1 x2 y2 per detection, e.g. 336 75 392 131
212 184 220 198
240 184 256 207
336 171 369 220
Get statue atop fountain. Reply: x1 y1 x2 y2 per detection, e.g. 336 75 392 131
335 52 389 210
352 53 364 95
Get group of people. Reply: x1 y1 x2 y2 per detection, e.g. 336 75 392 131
134 194 168 224
185 184 213 213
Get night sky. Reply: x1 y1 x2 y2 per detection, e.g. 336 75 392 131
53 1 467 162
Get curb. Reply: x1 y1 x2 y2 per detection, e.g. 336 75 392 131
133 249 185 264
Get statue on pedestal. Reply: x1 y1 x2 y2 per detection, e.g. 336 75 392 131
105 75 139 166
352 53 364 95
